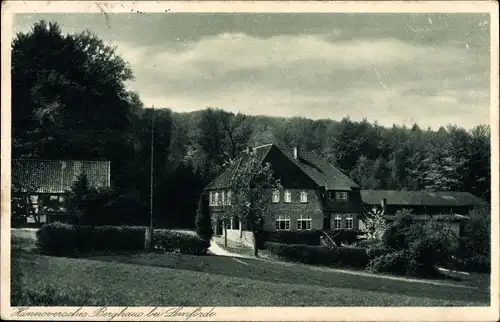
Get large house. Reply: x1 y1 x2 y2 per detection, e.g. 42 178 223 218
204 144 485 244
11 159 111 224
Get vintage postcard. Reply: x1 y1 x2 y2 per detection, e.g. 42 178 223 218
1 1 499 321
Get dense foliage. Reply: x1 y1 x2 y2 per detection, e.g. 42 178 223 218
264 242 369 268
456 205 491 272
368 213 460 277
358 207 387 244
195 192 213 241
36 223 209 256
36 223 145 255
152 230 209 255
12 21 491 231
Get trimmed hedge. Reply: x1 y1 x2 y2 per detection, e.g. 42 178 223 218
261 230 322 246
264 242 369 268
36 223 209 256
152 230 209 255
36 223 146 255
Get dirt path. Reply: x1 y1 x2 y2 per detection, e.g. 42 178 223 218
208 241 253 259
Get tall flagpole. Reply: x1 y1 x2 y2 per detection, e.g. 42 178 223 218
145 105 155 250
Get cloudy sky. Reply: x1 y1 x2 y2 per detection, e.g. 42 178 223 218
13 13 491 129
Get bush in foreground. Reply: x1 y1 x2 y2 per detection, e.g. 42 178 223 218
262 230 322 246
36 223 209 256
457 204 490 273
264 242 369 268
367 217 460 278
152 230 209 255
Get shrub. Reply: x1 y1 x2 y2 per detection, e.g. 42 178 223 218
382 211 414 250
80 225 146 252
152 230 210 255
264 242 369 268
370 250 410 275
358 206 387 243
195 192 213 241
36 224 210 256
406 222 458 268
37 223 145 255
366 243 390 259
369 220 460 277
36 222 80 255
262 230 322 245
457 204 490 273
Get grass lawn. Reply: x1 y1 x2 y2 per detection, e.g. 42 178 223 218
11 229 490 306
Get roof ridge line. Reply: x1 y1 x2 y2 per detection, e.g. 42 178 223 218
253 143 273 150
13 158 110 163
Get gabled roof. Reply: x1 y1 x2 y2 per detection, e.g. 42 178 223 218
282 149 359 190
360 190 486 207
12 159 111 194
204 144 273 190
204 144 358 190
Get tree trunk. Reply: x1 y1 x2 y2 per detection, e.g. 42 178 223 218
252 229 259 257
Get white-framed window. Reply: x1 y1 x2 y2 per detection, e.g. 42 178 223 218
346 214 354 230
335 191 348 200
221 191 225 206
300 191 308 203
214 191 219 206
284 190 292 203
334 214 343 229
272 189 280 203
297 215 312 230
275 215 291 230
227 190 232 205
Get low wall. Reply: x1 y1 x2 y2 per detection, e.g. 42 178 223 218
224 229 254 248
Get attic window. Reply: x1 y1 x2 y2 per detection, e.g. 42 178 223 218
214 192 219 206
335 191 348 200
272 190 280 203
209 191 214 206
284 190 292 203
300 191 308 203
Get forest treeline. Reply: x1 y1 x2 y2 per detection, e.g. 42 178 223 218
11 21 491 228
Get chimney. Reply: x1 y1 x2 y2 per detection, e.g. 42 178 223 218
380 198 387 213
293 146 299 160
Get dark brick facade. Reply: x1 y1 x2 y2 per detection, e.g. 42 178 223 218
209 187 362 232
264 188 324 230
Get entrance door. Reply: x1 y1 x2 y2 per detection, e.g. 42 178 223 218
323 214 331 230
216 219 223 235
